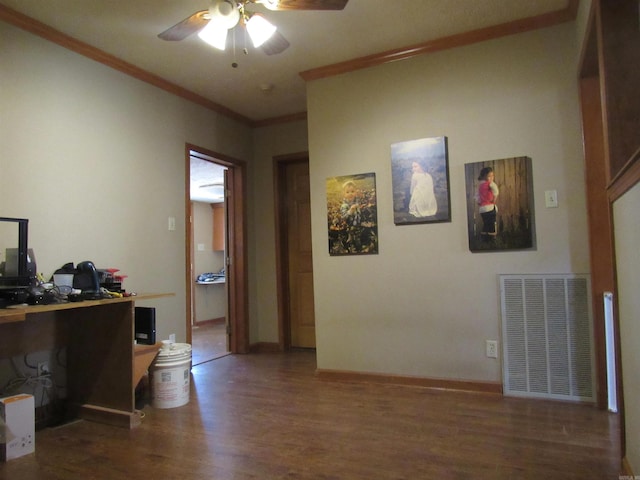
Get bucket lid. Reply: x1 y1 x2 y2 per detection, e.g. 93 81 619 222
157 342 192 359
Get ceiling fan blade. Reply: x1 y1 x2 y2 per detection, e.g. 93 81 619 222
257 0 348 11
158 10 209 41
260 31 290 55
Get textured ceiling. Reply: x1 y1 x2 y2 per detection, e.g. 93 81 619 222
0 0 571 123
191 157 226 203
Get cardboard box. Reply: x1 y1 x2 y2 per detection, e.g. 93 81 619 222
0 394 35 461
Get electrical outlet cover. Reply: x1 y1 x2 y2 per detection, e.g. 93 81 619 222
486 340 498 358
37 362 49 377
544 190 558 208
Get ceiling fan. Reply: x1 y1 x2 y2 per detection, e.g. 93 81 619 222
158 0 349 56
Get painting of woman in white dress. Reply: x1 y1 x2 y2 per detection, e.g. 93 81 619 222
391 136 450 224
408 161 437 217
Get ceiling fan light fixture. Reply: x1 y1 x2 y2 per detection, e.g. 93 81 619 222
246 14 277 48
209 0 241 29
260 0 280 10
198 21 229 50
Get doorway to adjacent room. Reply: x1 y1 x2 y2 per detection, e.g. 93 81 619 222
189 156 229 364
185 144 249 361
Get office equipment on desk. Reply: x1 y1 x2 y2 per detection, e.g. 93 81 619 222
51 263 76 293
0 217 127 307
51 261 126 301
99 268 127 293
3 248 37 283
52 272 74 289
0 217 37 307
135 307 156 345
0 217 35 289
73 261 103 300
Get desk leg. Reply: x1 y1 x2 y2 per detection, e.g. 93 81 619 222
133 343 162 389
66 302 136 428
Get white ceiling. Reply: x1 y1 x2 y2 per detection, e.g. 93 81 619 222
1 0 571 123
190 157 227 203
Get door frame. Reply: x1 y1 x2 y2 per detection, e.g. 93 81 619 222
185 143 249 353
273 151 310 351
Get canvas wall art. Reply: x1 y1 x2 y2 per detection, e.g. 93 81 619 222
391 136 451 225
326 172 378 256
464 156 536 252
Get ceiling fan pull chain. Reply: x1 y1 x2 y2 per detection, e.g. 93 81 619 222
231 27 239 68
243 24 249 56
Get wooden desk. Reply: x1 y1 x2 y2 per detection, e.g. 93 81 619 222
133 342 163 389
0 294 172 428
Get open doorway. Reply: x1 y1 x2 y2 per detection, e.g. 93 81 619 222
185 144 249 360
189 156 229 365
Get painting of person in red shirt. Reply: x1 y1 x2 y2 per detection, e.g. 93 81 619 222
476 166 499 241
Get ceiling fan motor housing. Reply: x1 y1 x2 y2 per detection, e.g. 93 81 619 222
209 0 241 29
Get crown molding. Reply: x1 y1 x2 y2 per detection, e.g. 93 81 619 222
251 111 307 128
300 0 580 82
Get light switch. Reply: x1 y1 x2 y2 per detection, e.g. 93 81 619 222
544 190 558 208
197 243 205 251
168 217 176 231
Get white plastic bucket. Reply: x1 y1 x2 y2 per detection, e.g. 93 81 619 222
150 343 192 409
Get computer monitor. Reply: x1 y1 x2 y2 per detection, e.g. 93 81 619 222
0 217 35 290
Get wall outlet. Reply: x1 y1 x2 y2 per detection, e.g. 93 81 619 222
169 333 176 343
37 361 49 376
486 340 498 358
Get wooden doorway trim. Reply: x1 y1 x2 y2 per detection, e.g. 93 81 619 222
577 0 640 467
274 151 310 351
185 143 249 353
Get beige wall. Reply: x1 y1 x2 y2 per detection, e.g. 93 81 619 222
0 21 252 343
250 121 309 343
614 183 640 473
306 23 588 383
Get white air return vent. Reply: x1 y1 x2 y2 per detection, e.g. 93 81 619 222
500 274 595 402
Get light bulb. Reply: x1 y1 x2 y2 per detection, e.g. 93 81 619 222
198 21 228 50
246 14 277 48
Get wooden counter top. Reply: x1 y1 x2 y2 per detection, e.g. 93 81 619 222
0 293 173 324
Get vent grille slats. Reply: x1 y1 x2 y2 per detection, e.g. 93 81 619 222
500 274 594 402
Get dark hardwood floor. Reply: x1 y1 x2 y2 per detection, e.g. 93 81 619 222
1 351 621 479
192 321 229 366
